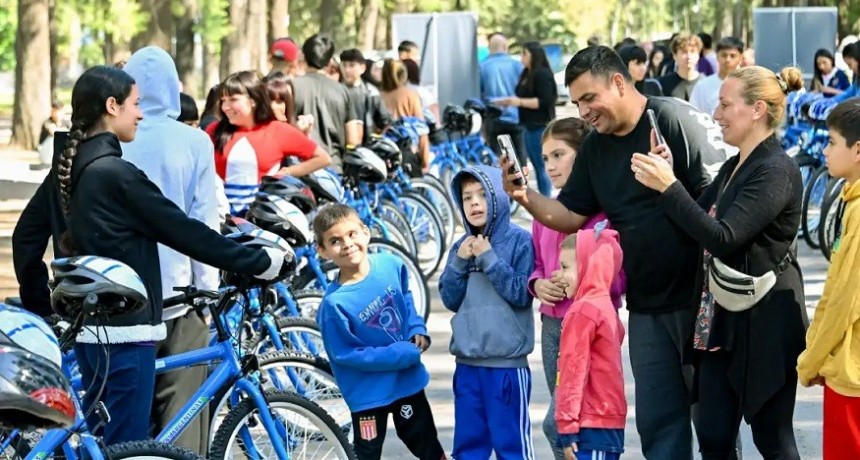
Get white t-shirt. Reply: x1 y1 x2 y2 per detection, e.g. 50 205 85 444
689 74 724 117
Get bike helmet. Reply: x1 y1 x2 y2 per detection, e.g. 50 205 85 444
259 175 317 214
442 104 470 132
221 215 260 236
300 168 344 204
49 257 147 320
342 146 388 183
0 304 62 367
247 194 314 246
0 343 75 430
222 228 297 285
367 137 402 177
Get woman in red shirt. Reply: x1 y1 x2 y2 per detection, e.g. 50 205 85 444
208 71 332 215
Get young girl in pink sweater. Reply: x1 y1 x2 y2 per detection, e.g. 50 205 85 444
529 117 626 458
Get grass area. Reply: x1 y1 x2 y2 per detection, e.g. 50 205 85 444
0 87 73 118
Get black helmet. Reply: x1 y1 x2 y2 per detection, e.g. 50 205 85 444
247 194 313 246
259 175 317 214
342 146 387 183
299 168 344 204
220 215 261 236
443 104 470 132
0 344 75 430
367 137 402 178
49 257 148 320
222 229 297 285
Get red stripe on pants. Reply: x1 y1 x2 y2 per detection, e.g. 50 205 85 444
824 384 860 459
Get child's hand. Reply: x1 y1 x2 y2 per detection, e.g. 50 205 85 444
410 334 430 352
472 234 491 257
563 443 578 460
534 278 566 304
457 236 476 259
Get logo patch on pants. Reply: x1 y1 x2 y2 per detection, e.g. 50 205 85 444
400 404 413 419
359 416 377 441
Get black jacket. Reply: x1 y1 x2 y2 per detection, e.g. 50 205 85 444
658 136 808 416
13 133 268 340
515 67 556 127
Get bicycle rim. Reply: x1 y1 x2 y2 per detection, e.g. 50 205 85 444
400 193 445 278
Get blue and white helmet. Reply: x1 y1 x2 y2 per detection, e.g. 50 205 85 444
0 304 61 367
49 256 147 319
247 194 314 246
301 168 344 204
223 228 297 285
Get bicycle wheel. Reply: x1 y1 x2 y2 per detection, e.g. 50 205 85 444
257 352 349 436
103 440 204 459
295 239 430 322
250 316 326 359
209 390 356 460
801 165 831 249
819 179 846 261
372 203 418 254
398 192 446 278
411 177 458 247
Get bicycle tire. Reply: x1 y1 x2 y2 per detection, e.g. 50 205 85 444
292 288 325 320
209 390 356 460
377 201 419 254
411 177 458 246
104 440 204 459
801 165 830 249
400 192 446 278
247 316 325 357
818 179 846 261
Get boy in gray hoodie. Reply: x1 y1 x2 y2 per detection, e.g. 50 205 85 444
439 165 536 459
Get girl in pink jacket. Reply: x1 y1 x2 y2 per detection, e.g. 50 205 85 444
530 117 626 458
555 224 627 459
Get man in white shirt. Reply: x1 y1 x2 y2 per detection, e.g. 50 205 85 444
689 36 745 117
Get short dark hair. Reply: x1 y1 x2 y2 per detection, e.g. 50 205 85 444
312 204 362 247
402 58 420 85
564 45 631 87
715 36 745 54
302 34 336 70
398 40 418 53
178 93 199 123
616 45 648 66
613 37 637 51
339 48 365 64
827 100 860 147
698 32 713 49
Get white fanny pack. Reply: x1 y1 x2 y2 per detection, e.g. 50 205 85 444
707 239 797 312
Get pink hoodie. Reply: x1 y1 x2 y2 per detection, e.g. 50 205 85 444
555 225 627 434
528 213 626 317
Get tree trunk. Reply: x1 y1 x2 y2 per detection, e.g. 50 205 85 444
67 8 82 79
11 0 51 150
203 41 220 94
132 0 173 51
104 33 132 66
250 0 267 73
48 0 57 100
375 6 388 50
175 0 198 97
223 0 253 75
319 0 339 37
270 0 289 42
731 0 745 40
358 0 378 50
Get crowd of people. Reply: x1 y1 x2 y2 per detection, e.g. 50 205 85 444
8 25 860 460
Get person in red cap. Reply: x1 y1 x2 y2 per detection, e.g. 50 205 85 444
269 37 304 78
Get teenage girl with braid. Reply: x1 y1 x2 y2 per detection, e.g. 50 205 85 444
12 65 289 445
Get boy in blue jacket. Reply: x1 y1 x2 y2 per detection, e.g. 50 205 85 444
314 204 446 460
440 165 537 460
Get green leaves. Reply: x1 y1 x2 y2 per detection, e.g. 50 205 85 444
0 0 16 71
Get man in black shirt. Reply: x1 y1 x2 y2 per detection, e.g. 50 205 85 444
340 48 394 145
292 34 362 172
659 33 703 101
502 45 730 459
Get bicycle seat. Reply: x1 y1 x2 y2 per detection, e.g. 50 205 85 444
3 297 23 308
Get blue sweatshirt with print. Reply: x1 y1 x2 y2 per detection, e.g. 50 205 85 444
439 165 536 368
317 252 430 412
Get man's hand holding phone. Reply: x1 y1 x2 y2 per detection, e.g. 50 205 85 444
498 134 530 202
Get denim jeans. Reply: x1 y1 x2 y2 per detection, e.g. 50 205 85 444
74 342 157 445
523 124 553 197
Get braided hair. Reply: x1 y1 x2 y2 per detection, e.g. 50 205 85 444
58 66 134 253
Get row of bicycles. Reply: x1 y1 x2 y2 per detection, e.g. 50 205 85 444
0 100 504 460
781 91 848 261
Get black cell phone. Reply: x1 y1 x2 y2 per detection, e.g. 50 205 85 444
646 109 665 146
497 134 525 186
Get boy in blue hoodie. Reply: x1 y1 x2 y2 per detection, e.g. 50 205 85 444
314 204 447 460
440 165 537 460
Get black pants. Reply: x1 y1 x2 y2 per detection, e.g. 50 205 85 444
352 390 446 460
486 119 527 165
697 351 800 460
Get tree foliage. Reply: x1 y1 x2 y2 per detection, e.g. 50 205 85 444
0 0 16 71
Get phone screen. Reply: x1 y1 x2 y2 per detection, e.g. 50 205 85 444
497 134 525 186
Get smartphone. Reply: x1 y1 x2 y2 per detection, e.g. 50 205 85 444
497 134 525 186
646 109 665 146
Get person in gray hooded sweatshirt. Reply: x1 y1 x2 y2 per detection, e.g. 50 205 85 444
439 164 536 459
121 46 219 454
